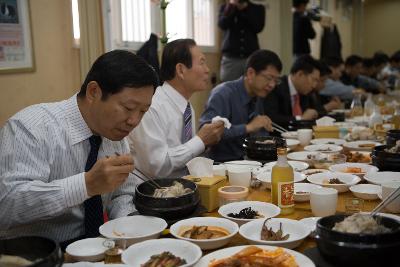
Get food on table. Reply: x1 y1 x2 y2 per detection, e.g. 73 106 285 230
358 143 376 148
344 151 371 163
315 146 332 152
152 181 192 198
255 140 276 145
385 140 400 153
179 225 230 239
227 207 263 219
141 251 186 267
343 167 363 173
345 127 376 141
261 219 290 241
304 170 324 175
332 213 391 234
323 178 343 184
0 255 37 267
208 246 298 267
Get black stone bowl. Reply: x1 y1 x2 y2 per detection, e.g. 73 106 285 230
0 236 63 267
386 129 400 146
315 214 400 267
134 178 200 220
371 145 400 171
288 119 316 131
243 136 286 161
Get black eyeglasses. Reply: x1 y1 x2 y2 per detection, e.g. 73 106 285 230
258 73 282 85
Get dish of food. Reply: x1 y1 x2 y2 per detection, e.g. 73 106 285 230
0 255 37 267
152 181 193 198
255 140 276 145
332 213 391 234
385 140 400 153
310 138 345 146
288 151 319 162
343 167 363 173
301 169 330 176
179 226 229 240
304 144 343 153
344 151 371 163
208 246 297 267
141 251 186 267
261 219 290 241
227 207 263 219
262 161 309 172
323 178 343 184
343 141 382 151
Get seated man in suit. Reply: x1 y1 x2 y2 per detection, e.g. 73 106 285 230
199 50 282 162
262 55 319 129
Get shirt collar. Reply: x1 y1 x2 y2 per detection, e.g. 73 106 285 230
288 75 298 97
65 94 93 145
162 81 190 114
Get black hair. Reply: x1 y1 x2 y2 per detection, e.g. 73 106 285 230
317 61 332 76
293 0 309 8
78 50 159 99
390 50 400 63
345 55 363 67
290 55 320 75
322 57 344 68
160 39 197 81
245 49 282 73
373 51 389 66
362 58 375 69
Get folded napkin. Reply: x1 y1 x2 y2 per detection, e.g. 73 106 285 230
212 116 231 129
316 116 336 126
186 157 214 177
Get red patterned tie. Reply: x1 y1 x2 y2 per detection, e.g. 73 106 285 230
292 94 302 117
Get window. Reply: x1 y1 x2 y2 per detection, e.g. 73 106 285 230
71 0 80 47
103 0 217 51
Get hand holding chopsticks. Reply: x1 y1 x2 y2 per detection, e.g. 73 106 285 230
371 185 400 216
272 122 288 134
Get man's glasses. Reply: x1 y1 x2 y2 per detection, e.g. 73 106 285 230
258 73 282 85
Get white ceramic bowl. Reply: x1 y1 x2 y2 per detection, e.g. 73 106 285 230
122 238 202 267
287 151 320 162
282 131 298 139
310 138 345 146
239 218 310 249
99 215 167 247
343 141 382 151
66 238 108 262
218 201 280 226
364 171 400 185
263 161 309 172
195 245 315 267
294 183 323 202
255 171 306 189
299 217 321 235
286 139 300 150
224 160 262 172
349 184 381 200
307 172 361 193
170 217 239 250
304 144 343 153
329 163 379 178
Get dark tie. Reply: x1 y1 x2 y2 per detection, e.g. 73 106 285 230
83 135 103 238
182 103 192 143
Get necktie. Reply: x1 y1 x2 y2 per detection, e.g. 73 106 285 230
83 135 103 238
182 103 193 143
292 94 302 117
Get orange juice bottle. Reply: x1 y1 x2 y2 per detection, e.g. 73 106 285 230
271 148 294 215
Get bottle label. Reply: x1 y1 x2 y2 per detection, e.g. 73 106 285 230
278 181 294 208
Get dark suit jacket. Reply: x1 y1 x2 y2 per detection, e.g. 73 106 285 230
262 76 310 129
293 11 316 55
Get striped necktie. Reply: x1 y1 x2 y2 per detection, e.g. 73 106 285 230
182 103 193 143
83 135 103 238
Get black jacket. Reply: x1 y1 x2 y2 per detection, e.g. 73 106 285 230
320 24 342 60
263 76 310 129
218 2 265 58
293 11 316 55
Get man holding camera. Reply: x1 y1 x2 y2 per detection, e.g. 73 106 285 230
218 0 265 82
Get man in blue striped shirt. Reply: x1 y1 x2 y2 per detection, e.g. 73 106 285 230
0 50 159 246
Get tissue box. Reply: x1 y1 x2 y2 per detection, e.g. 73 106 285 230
313 126 340 138
184 175 227 212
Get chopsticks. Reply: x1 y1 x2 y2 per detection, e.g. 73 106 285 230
113 152 162 189
371 186 400 216
272 122 288 133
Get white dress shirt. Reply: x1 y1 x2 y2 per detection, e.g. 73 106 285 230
0 95 139 243
128 82 205 178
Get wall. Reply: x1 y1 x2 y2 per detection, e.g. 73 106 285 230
0 0 81 126
361 0 400 57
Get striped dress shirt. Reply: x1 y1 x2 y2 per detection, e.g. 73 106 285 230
0 95 139 243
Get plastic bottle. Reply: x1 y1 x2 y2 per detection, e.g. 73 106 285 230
369 105 383 128
364 93 374 117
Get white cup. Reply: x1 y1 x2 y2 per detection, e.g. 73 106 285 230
297 129 313 146
213 164 226 177
310 187 338 217
227 166 251 187
381 181 400 213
